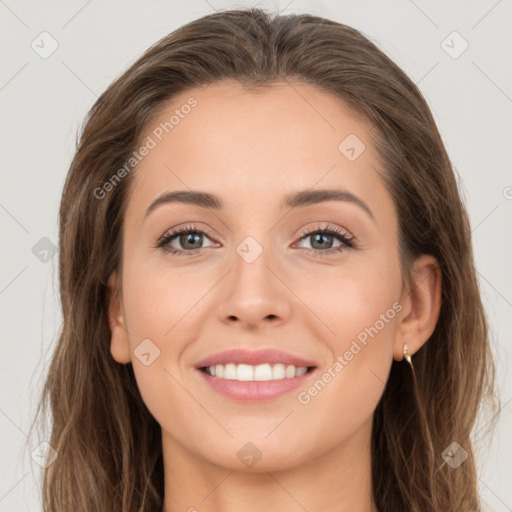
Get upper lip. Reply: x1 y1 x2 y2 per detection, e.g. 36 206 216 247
195 348 318 369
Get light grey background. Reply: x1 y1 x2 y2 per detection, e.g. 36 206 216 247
1 1 511 510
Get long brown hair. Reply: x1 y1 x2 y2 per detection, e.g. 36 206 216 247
30 8 498 511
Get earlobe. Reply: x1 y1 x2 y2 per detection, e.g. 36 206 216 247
394 254 442 361
107 271 132 364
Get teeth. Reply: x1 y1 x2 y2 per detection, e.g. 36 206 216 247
255 363 272 381
203 363 311 381
237 364 254 381
295 366 308 376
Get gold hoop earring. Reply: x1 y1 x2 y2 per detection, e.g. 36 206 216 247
403 344 415 373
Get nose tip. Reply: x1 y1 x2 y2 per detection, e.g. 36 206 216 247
219 261 292 330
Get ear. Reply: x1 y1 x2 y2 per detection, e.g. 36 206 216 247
394 254 442 361
107 271 131 364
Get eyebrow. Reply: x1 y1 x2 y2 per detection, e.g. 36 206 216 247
144 188 374 220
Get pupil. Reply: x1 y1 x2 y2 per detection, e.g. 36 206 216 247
312 233 332 250
181 233 202 250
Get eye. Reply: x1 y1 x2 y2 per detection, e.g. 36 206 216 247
155 223 355 257
155 224 217 256
294 224 355 255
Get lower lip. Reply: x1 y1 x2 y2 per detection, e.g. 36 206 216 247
197 368 316 402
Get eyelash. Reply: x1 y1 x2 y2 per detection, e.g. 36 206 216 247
155 223 355 257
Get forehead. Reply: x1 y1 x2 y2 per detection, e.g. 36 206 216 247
125 79 387 221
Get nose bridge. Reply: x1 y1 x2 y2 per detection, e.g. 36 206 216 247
231 232 278 299
217 230 292 327
229 207 279 273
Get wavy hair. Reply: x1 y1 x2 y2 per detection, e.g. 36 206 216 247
30 8 498 511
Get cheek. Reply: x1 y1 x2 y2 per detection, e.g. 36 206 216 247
293 254 402 352
119 263 214 420
130 359 205 433
296 277 399 407
328 278 400 363
291 282 400 455
290 253 401 412
121 262 210 343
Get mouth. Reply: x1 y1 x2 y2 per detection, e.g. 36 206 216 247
198 363 316 381
194 348 319 401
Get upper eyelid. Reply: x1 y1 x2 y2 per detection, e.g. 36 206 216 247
160 223 353 238
296 223 353 240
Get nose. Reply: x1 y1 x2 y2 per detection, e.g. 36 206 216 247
216 245 293 331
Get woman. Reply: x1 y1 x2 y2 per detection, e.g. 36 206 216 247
32 7 497 511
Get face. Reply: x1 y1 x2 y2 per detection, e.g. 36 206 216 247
109 80 407 471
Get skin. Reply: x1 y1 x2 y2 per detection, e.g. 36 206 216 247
107 80 441 512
